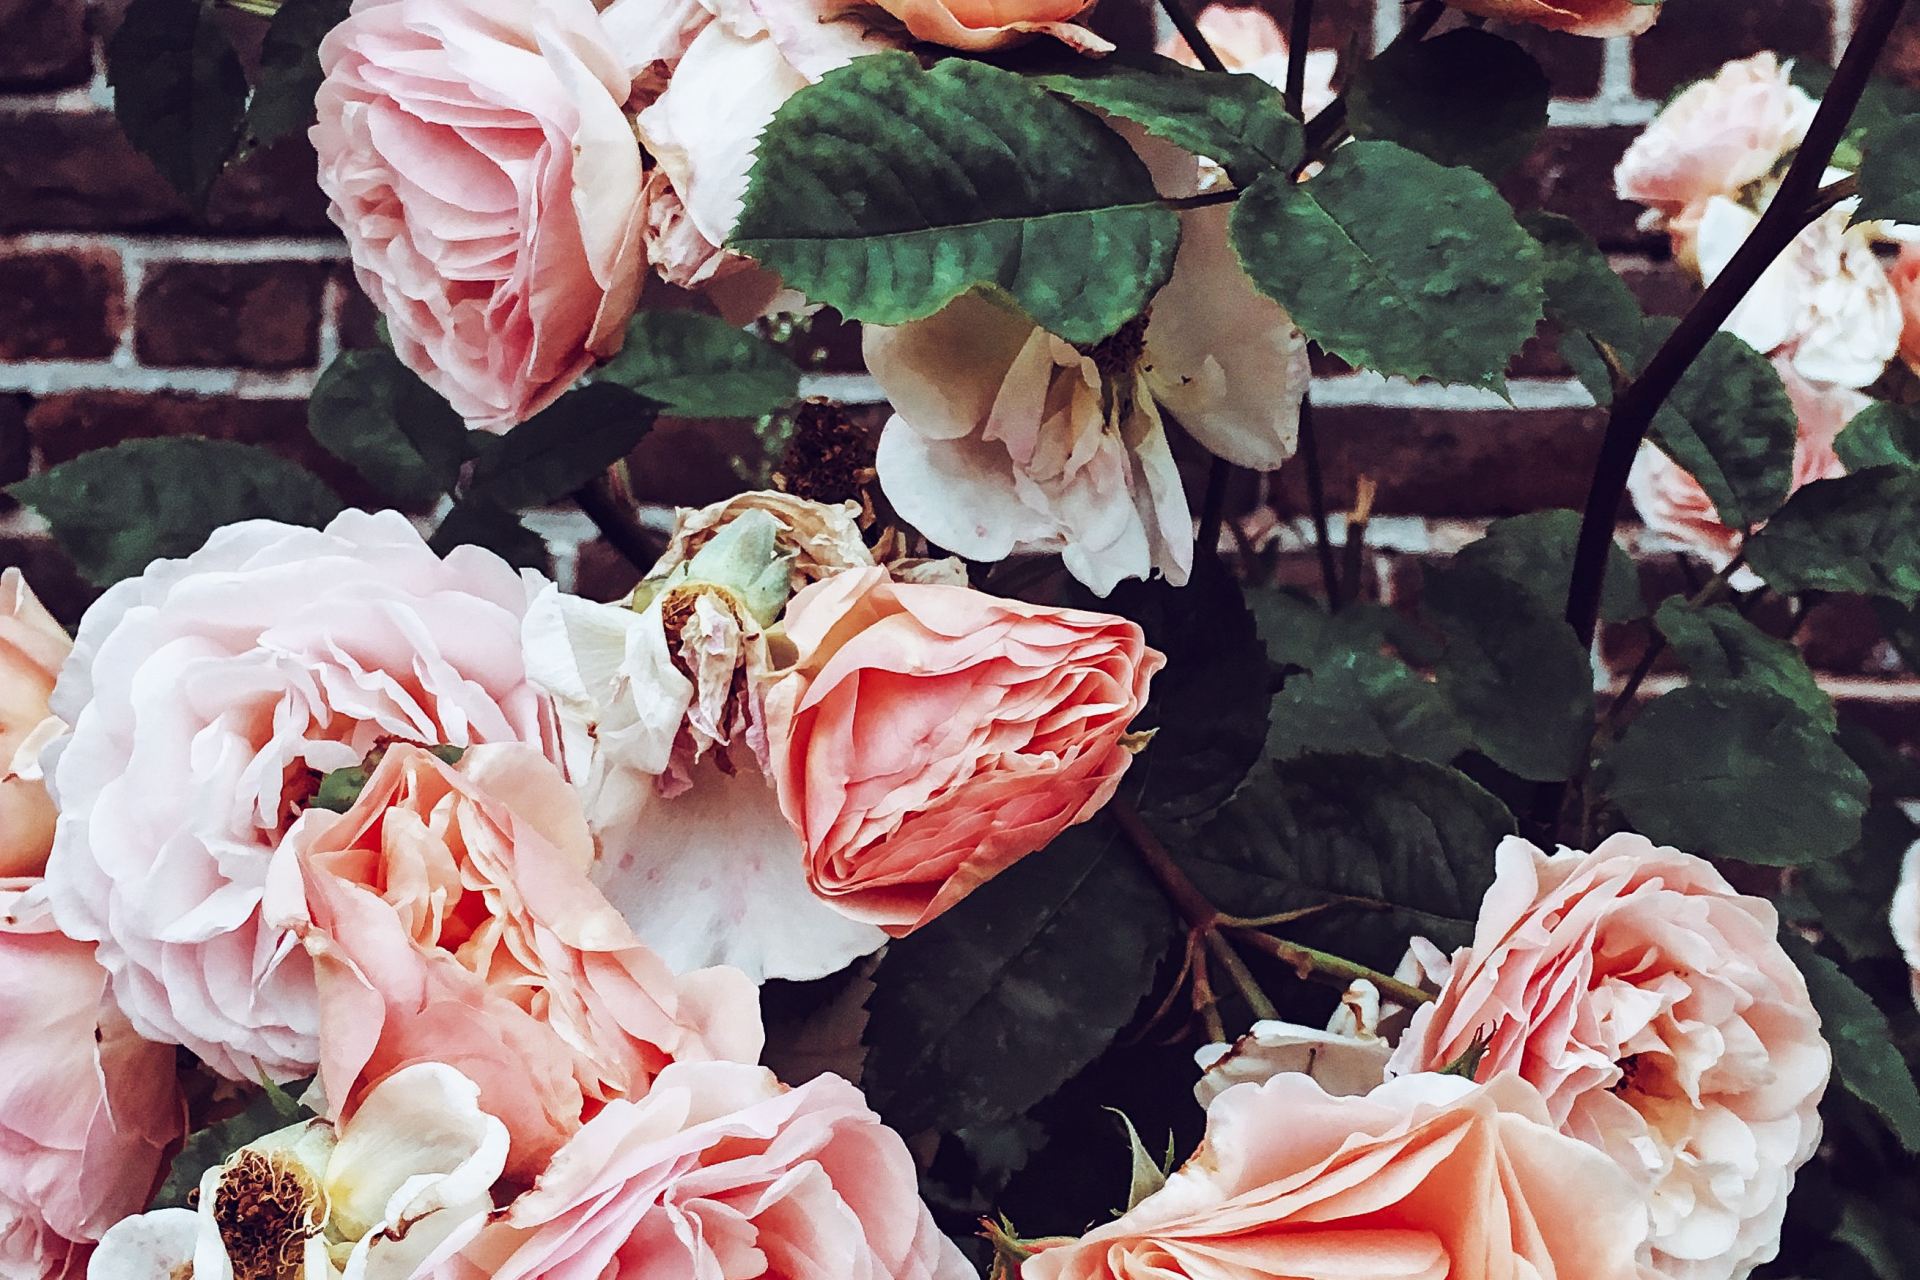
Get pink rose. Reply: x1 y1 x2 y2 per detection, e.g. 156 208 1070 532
1388 834 1830 1280
866 0 1108 52
1160 6 1336 118
313 0 647 430
416 1061 970 1280
1627 360 1864 587
1891 245 1920 375
1893 839 1920 1009
0 571 69 879
0 881 182 1275
1443 0 1657 35
43 511 560 1082
268 743 761 1179
1616 54 1815 233
1024 1072 1646 1280
764 567 1161 932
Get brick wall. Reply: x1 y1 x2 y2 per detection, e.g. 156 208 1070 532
1 0 1916 738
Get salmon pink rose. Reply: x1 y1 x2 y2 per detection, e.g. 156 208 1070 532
1388 834 1830 1280
267 743 760 1179
1443 0 1658 35
43 511 560 1083
313 0 647 430
867 0 1107 51
1890 245 1920 374
0 881 182 1276
1024 1071 1646 1280
764 567 1160 933
0 571 68 878
414 1061 971 1280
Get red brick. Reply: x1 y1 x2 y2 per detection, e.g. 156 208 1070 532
202 136 336 236
1618 257 1695 318
573 538 647 604
335 270 385 350
1502 126 1658 252
1275 407 1606 516
1873 3 1920 87
1800 595 1894 675
1632 0 1832 99
0 250 124 359
0 394 30 501
136 260 327 369
0 0 91 90
1500 24 1604 99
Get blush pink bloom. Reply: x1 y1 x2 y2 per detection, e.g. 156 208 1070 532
1024 1072 1646 1280
0 571 69 879
415 1061 971 1280
1890 245 1920 374
266 743 761 1181
764 567 1161 933
1627 361 1865 588
1160 6 1336 118
1387 834 1831 1280
43 511 560 1083
0 881 182 1276
313 0 647 431
1893 839 1920 1009
1616 54 1814 239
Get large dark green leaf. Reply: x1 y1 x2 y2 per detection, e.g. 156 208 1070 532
465 383 657 509
1426 563 1594 782
1035 53 1303 185
732 52 1179 345
308 349 473 505
1782 936 1920 1155
244 0 351 149
594 311 801 419
428 499 549 570
1745 467 1920 605
1596 685 1868 865
1348 29 1549 177
861 818 1175 1134
1652 332 1799 530
1170 753 1514 960
1853 114 1920 227
1523 212 1645 356
1654 599 1834 729
1267 649 1469 764
1229 141 1546 392
1835 402 1920 473
10 439 343 585
107 0 248 204
1795 804 1915 961
1454 509 1644 624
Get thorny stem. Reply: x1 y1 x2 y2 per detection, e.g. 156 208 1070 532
1227 927 1432 1007
573 471 665 572
1600 554 1745 726
1300 0 1447 160
1284 0 1315 121
1160 0 1228 72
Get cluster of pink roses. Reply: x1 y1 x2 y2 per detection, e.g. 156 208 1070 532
1616 53 1920 579
0 496 1160 1278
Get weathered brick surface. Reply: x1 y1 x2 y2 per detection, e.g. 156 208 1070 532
135 261 327 369
1631 0 1831 98
0 0 92 90
0 250 123 359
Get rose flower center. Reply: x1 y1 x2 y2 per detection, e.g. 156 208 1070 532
211 1150 324 1280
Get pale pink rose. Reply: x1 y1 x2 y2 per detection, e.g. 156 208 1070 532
313 0 647 431
1616 54 1814 232
414 1061 971 1280
869 191 1308 594
1893 839 1920 1009
1444 0 1657 35
1890 245 1920 375
1160 6 1337 119
0 572 69 879
764 567 1161 933
0 881 182 1274
1025 1071 1646 1280
1628 361 1865 587
266 743 761 1179
1388 834 1830 1280
43 511 561 1082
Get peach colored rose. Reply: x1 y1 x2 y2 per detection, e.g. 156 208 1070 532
868 0 1107 51
1025 1071 1646 1280
0 571 69 879
1891 245 1920 375
1160 6 1336 118
0 880 182 1276
266 743 761 1180
43 511 561 1083
1628 361 1864 588
1388 834 1830 1280
1616 54 1814 236
1447 0 1658 34
764 567 1161 933
313 0 647 430
414 1061 972 1280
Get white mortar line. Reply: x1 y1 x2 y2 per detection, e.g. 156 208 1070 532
1311 373 1597 410
798 371 883 404
2 232 346 262
0 362 319 397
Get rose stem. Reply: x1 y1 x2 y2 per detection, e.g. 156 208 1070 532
1159 0 1228 72
1226 927 1431 1007
573 470 665 571
1299 0 1447 164
1297 391 1341 606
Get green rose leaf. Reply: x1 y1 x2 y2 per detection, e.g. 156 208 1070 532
465 383 658 510
1524 212 1646 356
1654 599 1834 729
733 51 1180 345
244 0 352 150
1455 509 1645 624
1651 332 1799 531
308 348 474 506
427 498 550 571
1834 401 1920 473
107 0 249 204
861 817 1175 1134
1745 467 1920 605
1348 29 1550 177
1229 140 1546 392
1596 685 1868 865
1168 753 1515 962
1782 936 1920 1154
1268 648 1470 765
1793 804 1916 961
154 1077 315 1209
594 311 802 419
1852 114 1920 227
1035 52 1304 185
1427 563 1595 783
10 439 343 586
